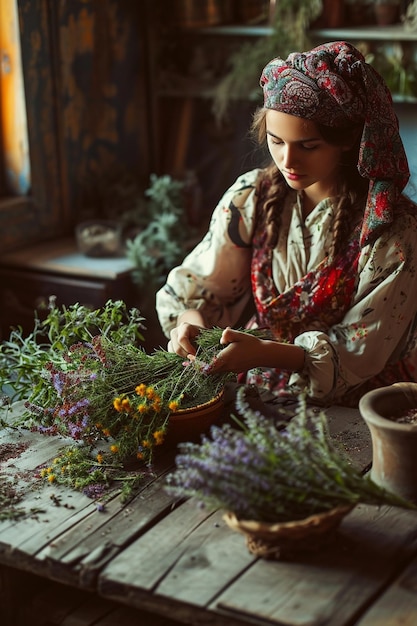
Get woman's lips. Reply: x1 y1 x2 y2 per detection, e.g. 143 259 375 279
284 171 304 181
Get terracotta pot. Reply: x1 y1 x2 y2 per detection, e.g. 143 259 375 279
165 390 225 446
359 383 417 503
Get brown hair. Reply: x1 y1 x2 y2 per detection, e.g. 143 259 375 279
251 107 369 259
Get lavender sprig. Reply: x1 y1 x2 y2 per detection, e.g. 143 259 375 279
165 388 416 523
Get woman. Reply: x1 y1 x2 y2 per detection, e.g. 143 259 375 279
156 41 417 407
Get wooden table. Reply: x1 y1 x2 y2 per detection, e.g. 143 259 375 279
1 400 417 626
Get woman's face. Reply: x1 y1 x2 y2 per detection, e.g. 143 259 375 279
265 110 349 207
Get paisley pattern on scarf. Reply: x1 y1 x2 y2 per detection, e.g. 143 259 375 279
260 41 411 247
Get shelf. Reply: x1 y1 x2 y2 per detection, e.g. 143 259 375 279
197 25 272 36
196 24 417 42
311 25 417 41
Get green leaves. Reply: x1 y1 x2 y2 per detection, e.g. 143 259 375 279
0 299 146 405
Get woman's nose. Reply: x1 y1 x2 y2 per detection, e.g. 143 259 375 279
283 145 297 169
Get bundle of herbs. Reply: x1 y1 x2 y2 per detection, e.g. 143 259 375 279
165 387 416 523
0 300 265 469
27 330 235 464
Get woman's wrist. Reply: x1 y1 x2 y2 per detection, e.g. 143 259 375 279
177 309 206 327
261 339 306 372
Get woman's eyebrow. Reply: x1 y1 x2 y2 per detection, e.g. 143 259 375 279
266 130 321 142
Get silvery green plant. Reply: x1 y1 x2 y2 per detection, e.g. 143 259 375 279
126 174 187 288
166 388 415 523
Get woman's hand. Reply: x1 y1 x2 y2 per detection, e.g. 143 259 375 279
209 328 263 373
168 310 207 357
209 327 305 374
168 323 206 358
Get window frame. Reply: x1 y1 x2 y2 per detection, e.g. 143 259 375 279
0 0 69 253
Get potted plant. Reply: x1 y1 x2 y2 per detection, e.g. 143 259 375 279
359 382 417 503
371 43 417 100
166 387 415 559
125 173 188 290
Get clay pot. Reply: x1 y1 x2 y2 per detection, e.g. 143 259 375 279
165 390 225 446
359 383 417 503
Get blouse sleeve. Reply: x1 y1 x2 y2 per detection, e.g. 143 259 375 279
156 169 263 337
289 210 417 403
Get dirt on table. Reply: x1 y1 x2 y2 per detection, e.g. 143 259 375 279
0 442 29 462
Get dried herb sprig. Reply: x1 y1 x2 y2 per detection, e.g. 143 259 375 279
165 388 416 523
38 445 145 505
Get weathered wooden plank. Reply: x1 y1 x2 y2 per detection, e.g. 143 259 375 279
37 470 178 589
0 490 97 576
325 405 372 471
97 503 417 626
355 553 417 625
98 503 260 626
99 498 216 595
214 504 417 626
155 508 255 604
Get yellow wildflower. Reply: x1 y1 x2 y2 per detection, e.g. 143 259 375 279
113 397 123 412
102 428 111 437
48 474 56 483
110 444 119 454
97 453 103 464
146 387 157 400
46 466 53 474
136 451 144 460
137 403 148 415
153 430 165 446
135 383 147 397
142 440 151 448
151 401 162 413
121 398 132 412
40 468 48 478
168 400 179 412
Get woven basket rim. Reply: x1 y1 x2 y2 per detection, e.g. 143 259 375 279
223 504 354 540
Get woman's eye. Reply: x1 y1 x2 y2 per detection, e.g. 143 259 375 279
302 143 319 151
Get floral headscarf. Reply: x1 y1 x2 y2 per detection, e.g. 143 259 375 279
260 41 410 247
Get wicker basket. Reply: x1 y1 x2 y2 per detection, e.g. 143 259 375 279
223 505 354 560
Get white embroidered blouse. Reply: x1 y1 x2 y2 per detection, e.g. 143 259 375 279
156 169 417 404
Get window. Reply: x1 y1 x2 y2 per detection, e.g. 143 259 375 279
0 0 152 254
0 0 30 198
